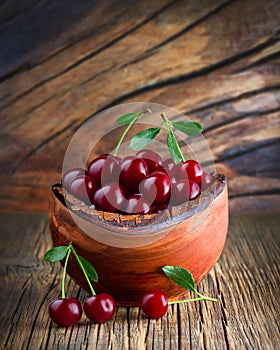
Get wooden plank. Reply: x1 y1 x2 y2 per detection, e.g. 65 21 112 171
0 0 279 212
0 213 279 349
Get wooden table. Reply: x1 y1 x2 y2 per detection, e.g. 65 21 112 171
0 213 279 350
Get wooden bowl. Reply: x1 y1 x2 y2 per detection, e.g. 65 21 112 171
49 175 228 306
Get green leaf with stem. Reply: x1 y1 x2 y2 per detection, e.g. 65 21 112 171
129 127 161 151
61 247 71 298
113 111 145 156
162 265 218 303
172 121 203 136
77 255 98 283
44 246 69 262
161 113 185 164
116 112 143 125
69 245 97 296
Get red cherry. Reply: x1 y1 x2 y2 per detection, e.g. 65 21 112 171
139 171 171 204
177 160 203 184
87 156 107 188
170 180 201 205
141 289 168 319
162 158 178 172
100 155 121 186
124 194 153 214
84 294 116 323
49 297 82 326
119 156 148 193
93 182 126 212
201 171 213 190
69 175 96 204
136 150 162 173
62 168 86 191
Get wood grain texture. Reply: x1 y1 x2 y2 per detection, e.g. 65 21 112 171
0 0 279 212
0 213 279 349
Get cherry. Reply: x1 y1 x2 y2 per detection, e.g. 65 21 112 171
201 171 213 190
153 201 169 212
124 194 153 214
62 168 86 191
84 294 116 323
141 289 168 319
170 180 201 205
87 155 108 188
100 155 121 185
119 156 148 193
69 175 96 204
49 297 82 326
93 182 126 212
136 149 162 173
139 171 171 205
162 158 178 172
177 160 203 184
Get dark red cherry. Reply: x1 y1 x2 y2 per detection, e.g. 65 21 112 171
93 182 126 212
201 171 213 190
177 160 203 184
119 156 148 193
136 150 162 173
87 156 107 188
124 194 153 214
141 289 168 319
49 297 82 326
62 168 86 191
139 171 171 204
69 175 96 204
162 158 177 172
153 201 169 212
100 155 121 186
170 180 201 205
84 294 116 323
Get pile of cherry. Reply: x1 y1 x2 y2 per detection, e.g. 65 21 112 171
63 150 213 214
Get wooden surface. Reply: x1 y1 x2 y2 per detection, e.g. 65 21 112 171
0 0 279 213
0 213 279 350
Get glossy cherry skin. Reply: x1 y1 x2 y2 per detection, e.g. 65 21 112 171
177 160 203 184
139 171 171 205
170 180 201 205
141 289 168 319
136 150 163 173
49 297 82 326
100 155 121 186
123 194 154 214
119 156 148 193
93 182 126 212
162 158 178 172
62 168 86 191
201 171 213 190
87 156 108 188
69 175 96 204
84 294 116 323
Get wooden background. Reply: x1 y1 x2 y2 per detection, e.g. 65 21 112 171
0 0 279 213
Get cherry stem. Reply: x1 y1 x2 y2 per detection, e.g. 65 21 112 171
61 247 71 299
69 244 96 296
161 112 185 162
113 110 148 156
168 295 218 305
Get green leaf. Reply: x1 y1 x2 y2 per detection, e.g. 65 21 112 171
172 121 203 136
129 127 161 150
167 129 184 164
116 112 142 125
44 246 69 262
162 266 196 293
77 255 98 282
